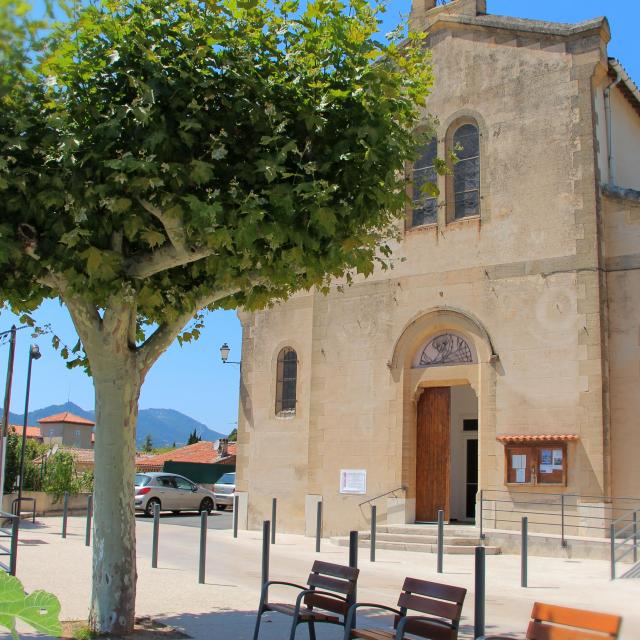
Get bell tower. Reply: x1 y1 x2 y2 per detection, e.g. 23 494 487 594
410 0 487 32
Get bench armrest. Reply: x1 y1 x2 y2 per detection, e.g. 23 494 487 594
344 602 403 638
259 581 308 606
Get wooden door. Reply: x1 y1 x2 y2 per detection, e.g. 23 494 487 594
416 387 451 522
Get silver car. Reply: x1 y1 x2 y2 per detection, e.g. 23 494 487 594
213 472 236 510
135 472 216 517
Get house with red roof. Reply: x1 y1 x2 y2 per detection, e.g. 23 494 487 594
136 439 236 472
8 424 43 442
38 411 95 450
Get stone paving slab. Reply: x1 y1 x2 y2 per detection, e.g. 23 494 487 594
9 516 640 640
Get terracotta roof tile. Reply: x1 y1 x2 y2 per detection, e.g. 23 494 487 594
135 440 237 469
38 412 95 426
496 434 579 443
8 424 41 438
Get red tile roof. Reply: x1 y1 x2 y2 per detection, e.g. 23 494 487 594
8 424 41 438
496 434 579 443
136 440 236 469
38 412 95 426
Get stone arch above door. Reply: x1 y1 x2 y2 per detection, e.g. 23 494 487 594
389 306 497 373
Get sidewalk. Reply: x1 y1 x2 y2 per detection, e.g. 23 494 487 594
11 516 640 639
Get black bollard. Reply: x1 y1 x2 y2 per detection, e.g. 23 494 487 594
152 502 160 568
85 494 93 547
370 505 377 563
271 498 277 544
437 509 444 573
9 516 18 576
315 501 323 553
474 546 486 639
349 530 358 569
233 494 239 538
521 516 528 588
199 510 207 584
261 520 271 587
61 491 68 539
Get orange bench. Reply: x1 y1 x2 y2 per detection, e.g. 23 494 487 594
485 601 622 640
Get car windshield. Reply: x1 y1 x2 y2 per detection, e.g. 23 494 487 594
135 474 151 486
217 473 235 485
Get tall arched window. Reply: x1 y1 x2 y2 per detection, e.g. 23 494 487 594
452 123 480 219
411 137 438 227
275 347 297 415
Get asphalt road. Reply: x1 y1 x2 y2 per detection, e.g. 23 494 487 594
135 509 233 529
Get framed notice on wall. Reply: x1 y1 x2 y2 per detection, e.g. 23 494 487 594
340 469 367 494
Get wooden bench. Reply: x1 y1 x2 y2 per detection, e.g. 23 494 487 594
253 560 359 640
484 601 622 640
343 577 467 640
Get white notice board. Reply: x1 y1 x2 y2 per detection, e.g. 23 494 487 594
340 469 367 494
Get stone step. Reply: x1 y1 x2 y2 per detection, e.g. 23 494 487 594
377 525 480 536
374 532 480 546
330 536 501 555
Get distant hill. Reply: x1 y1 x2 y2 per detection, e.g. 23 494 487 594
9 401 227 447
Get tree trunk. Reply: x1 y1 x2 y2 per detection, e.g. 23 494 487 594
89 355 142 634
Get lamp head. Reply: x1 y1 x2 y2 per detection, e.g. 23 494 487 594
220 342 230 363
30 344 41 360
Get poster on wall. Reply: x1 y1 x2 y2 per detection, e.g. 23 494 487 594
552 449 563 470
540 449 554 474
340 469 367 494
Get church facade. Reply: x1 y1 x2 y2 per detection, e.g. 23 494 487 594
235 0 640 537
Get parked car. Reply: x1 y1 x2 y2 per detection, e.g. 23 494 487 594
213 472 236 510
134 472 216 517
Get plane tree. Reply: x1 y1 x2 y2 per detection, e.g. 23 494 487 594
0 0 434 633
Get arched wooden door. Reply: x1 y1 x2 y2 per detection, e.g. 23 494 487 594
416 387 451 522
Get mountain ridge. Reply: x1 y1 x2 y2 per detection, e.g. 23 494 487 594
8 401 228 447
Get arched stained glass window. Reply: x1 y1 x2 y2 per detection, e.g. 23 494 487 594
411 137 438 227
452 123 480 219
275 347 297 415
417 333 474 367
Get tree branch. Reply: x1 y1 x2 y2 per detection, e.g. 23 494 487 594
135 287 239 374
124 199 216 279
125 244 215 279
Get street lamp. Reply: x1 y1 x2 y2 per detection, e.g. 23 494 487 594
219 343 240 365
16 344 41 521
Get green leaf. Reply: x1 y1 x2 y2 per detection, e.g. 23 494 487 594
140 229 166 248
0 572 62 640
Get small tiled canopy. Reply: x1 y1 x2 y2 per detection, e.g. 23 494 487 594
496 434 579 443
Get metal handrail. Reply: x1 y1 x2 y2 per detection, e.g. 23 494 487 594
0 510 19 575
359 485 406 507
479 489 640 548
611 507 639 579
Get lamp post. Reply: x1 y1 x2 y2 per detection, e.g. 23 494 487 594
1 326 17 498
16 344 41 520
219 343 241 366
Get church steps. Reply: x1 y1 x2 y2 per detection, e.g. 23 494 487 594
330 535 501 555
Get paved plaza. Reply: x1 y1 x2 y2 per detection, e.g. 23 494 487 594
12 515 640 639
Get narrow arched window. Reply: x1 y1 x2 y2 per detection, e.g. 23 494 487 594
275 347 297 415
411 137 438 227
452 123 480 219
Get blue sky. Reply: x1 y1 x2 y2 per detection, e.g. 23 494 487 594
2 0 638 431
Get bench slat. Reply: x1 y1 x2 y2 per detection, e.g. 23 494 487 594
530 603 621 636
402 578 466 605
397 593 461 621
307 573 352 594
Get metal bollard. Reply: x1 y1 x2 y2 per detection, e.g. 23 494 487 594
349 531 358 627
261 520 270 587
198 510 207 584
474 546 486 639
315 501 323 553
85 494 93 547
610 523 616 581
521 516 528 588
9 516 19 576
479 489 485 540
152 502 160 568
437 509 444 574
561 494 567 548
271 498 277 545
370 505 377 563
61 492 68 539
233 495 239 538
634 512 638 564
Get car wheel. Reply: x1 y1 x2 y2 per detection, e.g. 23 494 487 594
215 503 225 511
199 497 214 514
172 510 181 515
145 498 161 518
